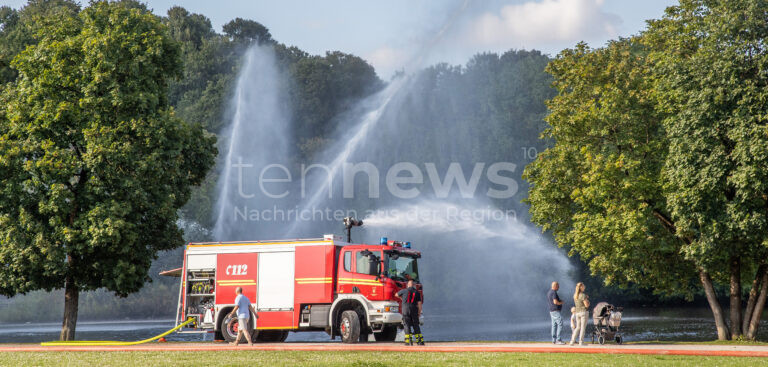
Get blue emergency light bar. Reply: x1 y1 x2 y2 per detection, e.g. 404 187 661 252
380 237 412 248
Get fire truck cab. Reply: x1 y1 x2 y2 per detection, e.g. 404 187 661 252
165 235 421 343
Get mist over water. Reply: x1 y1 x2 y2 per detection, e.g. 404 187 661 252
362 200 573 315
364 200 541 242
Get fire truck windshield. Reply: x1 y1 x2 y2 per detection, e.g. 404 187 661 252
385 253 419 282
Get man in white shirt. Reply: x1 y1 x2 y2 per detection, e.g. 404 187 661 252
227 287 258 346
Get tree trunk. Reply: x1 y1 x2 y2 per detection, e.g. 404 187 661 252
746 268 768 340
700 269 730 340
742 263 766 335
60 275 79 341
729 257 742 339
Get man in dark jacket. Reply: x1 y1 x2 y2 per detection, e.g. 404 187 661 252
547 281 565 344
396 279 423 345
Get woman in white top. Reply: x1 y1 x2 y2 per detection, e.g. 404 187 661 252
569 282 590 346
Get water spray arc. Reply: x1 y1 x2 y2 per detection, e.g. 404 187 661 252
284 77 410 236
213 44 293 241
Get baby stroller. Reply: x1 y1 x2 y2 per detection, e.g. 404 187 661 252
591 302 623 345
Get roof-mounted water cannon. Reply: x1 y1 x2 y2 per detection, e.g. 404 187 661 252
343 217 363 243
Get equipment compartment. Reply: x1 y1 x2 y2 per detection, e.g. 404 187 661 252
186 269 215 328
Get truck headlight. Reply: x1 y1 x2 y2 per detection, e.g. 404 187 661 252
384 306 399 313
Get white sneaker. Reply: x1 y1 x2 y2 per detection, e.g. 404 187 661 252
555 341 566 345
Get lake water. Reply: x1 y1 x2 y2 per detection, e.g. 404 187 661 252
2 308 765 344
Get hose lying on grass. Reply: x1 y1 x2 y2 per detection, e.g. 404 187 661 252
40 318 195 346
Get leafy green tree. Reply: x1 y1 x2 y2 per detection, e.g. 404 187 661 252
527 0 768 341
0 1 216 340
524 38 700 304
645 0 768 340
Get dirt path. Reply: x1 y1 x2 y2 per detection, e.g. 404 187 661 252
1 342 768 357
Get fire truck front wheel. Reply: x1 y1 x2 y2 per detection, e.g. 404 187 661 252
221 314 253 343
339 310 361 343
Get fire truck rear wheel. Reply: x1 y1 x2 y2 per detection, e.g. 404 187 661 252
339 310 361 343
374 325 397 342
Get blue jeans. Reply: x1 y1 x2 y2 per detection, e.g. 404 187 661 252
550 311 563 342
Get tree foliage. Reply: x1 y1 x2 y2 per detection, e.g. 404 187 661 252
645 0 768 339
0 0 216 339
526 0 768 340
645 0 768 268
0 0 80 85
223 17 273 45
524 39 698 296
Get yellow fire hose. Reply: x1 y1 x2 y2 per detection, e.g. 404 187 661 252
40 317 195 346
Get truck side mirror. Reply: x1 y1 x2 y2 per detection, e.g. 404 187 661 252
376 261 383 281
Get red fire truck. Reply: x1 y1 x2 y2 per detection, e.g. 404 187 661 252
161 234 421 343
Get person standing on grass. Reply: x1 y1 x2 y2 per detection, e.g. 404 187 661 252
547 281 565 344
570 307 577 331
569 282 590 346
227 287 258 346
396 279 424 346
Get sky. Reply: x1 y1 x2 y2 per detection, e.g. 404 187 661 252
5 0 678 78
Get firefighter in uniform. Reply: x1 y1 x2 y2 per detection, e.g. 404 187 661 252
396 279 424 345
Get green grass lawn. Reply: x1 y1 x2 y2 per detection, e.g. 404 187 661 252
0 351 766 367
